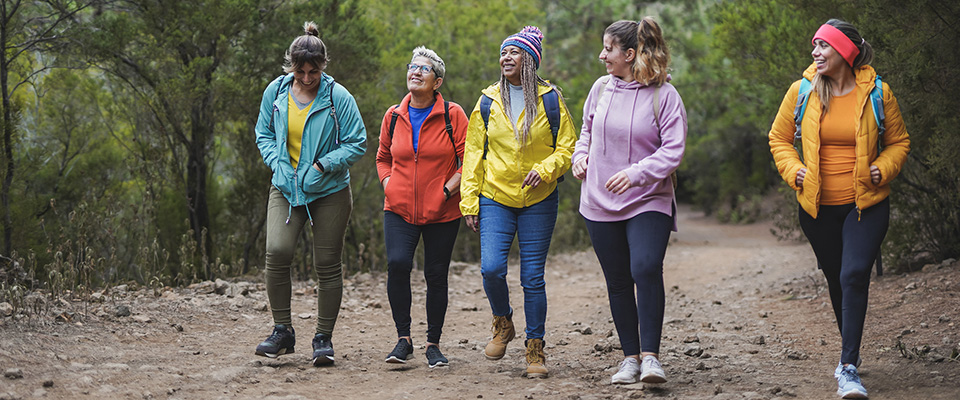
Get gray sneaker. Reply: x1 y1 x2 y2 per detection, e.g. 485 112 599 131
639 355 667 383
611 357 641 384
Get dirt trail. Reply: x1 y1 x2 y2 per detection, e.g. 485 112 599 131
2 205 958 399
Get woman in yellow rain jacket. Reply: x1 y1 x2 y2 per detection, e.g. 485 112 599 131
459 26 575 379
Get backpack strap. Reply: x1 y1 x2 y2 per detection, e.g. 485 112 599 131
388 105 401 141
480 94 493 159
792 77 814 164
650 84 677 190
443 100 461 168
313 81 340 167
542 89 560 149
870 75 885 147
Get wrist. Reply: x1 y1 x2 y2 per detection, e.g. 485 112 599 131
314 161 324 172
443 187 451 200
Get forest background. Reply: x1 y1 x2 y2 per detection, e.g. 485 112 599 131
1 0 957 300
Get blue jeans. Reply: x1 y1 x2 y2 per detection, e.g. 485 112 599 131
584 211 673 356
479 190 558 340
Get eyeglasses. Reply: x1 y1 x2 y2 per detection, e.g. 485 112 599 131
406 63 435 74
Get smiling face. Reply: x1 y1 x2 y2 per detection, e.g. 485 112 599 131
811 39 848 79
406 56 441 96
500 45 523 85
293 62 323 91
599 34 635 81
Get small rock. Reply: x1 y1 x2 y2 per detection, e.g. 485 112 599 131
132 315 152 323
901 328 913 336
712 300 722 305
254 302 268 312
171 323 184 332
759 311 769 318
114 284 129 292
4 368 23 379
683 335 700 343
214 279 231 295
115 305 131 317
695 361 707 370
0 302 13 317
752 336 765 345
684 345 704 357
458 339 469 344
43 380 53 387
819 338 828 345
905 282 918 290
461 306 478 311
939 315 951 323
921 322 929 328
786 349 809 360
297 313 312 319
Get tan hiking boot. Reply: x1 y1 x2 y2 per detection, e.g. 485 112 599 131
525 338 548 378
483 314 515 360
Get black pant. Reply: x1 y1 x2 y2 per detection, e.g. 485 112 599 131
585 211 673 356
384 211 460 344
799 198 889 365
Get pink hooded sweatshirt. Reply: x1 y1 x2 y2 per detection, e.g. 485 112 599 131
572 75 687 228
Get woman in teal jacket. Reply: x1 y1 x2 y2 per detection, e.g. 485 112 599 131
252 21 366 367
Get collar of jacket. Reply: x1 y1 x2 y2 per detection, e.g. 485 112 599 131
275 72 336 112
802 62 879 91
393 92 448 118
480 81 556 105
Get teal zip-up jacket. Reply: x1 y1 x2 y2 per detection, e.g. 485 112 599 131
255 73 366 214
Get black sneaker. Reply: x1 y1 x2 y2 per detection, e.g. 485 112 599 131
385 338 414 364
311 333 335 366
425 345 449 368
255 324 295 358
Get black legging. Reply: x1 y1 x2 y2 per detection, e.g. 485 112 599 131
585 211 673 356
383 211 460 344
799 198 889 365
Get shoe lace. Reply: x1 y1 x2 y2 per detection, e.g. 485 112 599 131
525 341 544 364
841 367 862 385
267 327 287 342
426 346 442 360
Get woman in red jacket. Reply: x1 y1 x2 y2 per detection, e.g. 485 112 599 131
376 46 467 368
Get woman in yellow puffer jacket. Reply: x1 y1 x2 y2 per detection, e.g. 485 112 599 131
768 19 909 399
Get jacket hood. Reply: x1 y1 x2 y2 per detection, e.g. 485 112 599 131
607 73 673 90
802 62 878 89
277 72 336 108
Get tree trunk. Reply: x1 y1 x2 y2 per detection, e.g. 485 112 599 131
1 33 13 256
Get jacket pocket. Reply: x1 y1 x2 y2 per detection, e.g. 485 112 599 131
272 171 295 197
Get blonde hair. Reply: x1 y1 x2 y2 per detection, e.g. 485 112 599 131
604 18 671 86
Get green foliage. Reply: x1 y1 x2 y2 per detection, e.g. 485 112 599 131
859 0 960 268
4 0 958 292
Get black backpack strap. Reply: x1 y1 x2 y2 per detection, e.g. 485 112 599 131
480 94 493 160
541 89 564 183
388 106 400 141
542 89 560 148
443 101 461 168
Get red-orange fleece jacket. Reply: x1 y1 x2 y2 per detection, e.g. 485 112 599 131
377 92 467 225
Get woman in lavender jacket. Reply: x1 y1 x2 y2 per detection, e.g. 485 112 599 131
571 18 686 385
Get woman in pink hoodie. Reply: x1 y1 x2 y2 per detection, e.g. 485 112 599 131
572 18 686 385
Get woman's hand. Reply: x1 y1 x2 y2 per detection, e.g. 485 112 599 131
465 215 479 232
795 168 807 187
381 176 390 191
870 165 881 185
522 170 542 188
604 171 632 195
572 157 588 180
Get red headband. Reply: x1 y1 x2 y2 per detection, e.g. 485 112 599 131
812 24 860 67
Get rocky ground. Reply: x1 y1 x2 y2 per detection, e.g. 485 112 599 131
1 205 958 399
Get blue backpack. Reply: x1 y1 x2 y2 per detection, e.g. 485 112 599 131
792 75 885 163
792 75 887 276
478 88 563 181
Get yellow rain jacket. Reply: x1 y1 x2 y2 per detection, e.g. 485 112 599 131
769 63 910 219
459 83 576 215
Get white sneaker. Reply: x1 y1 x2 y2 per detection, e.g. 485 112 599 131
611 357 641 384
639 355 667 383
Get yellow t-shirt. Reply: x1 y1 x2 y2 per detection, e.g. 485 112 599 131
819 90 857 205
286 93 314 169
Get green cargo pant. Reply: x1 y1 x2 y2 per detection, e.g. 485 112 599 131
264 185 352 336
